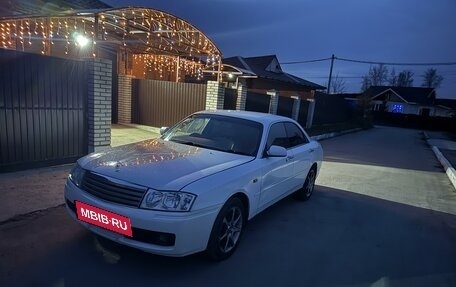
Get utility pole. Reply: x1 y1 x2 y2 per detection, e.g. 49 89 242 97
326 54 335 94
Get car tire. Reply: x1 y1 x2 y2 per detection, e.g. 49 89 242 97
295 167 317 201
206 197 245 261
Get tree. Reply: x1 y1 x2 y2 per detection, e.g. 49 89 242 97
360 64 389 92
396 70 414 87
328 74 346 94
361 75 371 92
422 68 443 88
388 69 414 87
356 93 373 128
388 68 397 86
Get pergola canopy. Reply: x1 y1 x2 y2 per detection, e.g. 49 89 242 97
0 7 222 69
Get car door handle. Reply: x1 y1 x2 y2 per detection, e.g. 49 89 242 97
286 156 294 162
309 149 315 153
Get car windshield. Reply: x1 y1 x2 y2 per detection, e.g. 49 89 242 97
162 114 263 157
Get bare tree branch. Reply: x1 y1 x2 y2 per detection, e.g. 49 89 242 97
422 68 443 88
329 74 346 94
360 64 389 91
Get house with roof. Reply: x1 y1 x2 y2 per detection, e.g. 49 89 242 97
222 55 324 99
365 86 453 118
435 98 456 117
218 55 324 127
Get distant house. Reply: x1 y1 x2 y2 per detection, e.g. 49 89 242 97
365 86 453 118
222 55 324 100
435 98 456 117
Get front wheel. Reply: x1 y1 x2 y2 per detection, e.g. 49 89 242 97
295 167 316 201
206 197 245 261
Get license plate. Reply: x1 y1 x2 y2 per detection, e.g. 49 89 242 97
75 201 132 237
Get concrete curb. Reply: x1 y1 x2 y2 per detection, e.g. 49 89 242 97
430 145 456 190
422 131 430 140
310 128 363 141
424 131 456 191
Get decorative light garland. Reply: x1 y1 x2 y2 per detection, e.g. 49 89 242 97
0 8 221 80
133 54 205 81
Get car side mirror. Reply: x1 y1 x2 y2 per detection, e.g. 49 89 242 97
160 127 169 135
266 145 287 157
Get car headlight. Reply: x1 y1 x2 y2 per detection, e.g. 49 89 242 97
69 164 86 187
140 190 196 212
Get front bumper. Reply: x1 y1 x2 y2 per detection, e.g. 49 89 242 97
64 180 220 257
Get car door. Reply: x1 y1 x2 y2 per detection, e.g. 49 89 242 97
284 122 313 189
258 122 295 211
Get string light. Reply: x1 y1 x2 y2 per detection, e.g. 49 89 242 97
19 20 24 50
134 54 205 81
0 8 220 78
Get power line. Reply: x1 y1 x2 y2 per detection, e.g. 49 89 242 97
280 55 456 66
303 76 365 79
281 57 331 65
302 74 456 79
336 57 456 66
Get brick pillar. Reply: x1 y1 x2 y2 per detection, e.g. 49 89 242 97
267 90 279 114
236 82 247 111
306 99 316 128
206 81 225 110
306 90 316 128
85 58 112 153
291 97 301 121
118 75 134 124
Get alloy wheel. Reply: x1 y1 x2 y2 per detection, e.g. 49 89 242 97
218 206 243 253
305 169 316 197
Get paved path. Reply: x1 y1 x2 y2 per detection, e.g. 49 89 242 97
317 126 456 215
0 125 159 222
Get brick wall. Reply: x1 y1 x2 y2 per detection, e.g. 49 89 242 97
85 58 112 152
118 75 134 124
291 98 301 121
267 90 279 114
236 82 247 111
205 81 225 110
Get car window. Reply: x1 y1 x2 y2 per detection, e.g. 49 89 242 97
163 114 262 157
171 117 209 137
266 123 288 149
284 122 309 147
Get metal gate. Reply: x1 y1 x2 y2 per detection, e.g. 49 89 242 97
245 92 270 113
132 79 206 127
0 50 87 172
277 96 294 118
298 100 310 128
223 88 237 110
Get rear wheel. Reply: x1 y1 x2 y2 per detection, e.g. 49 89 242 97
295 167 316 201
206 197 245 261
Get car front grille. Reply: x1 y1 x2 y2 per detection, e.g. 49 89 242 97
81 171 147 207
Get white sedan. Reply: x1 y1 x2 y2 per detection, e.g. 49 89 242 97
64 110 323 260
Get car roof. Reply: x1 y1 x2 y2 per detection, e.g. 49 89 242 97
194 110 294 125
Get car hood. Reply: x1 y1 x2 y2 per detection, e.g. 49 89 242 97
78 139 253 191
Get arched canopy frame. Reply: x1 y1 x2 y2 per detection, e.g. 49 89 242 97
0 7 222 75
